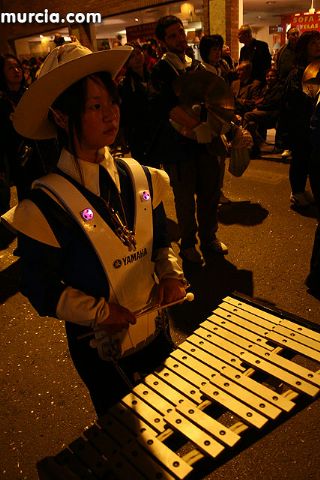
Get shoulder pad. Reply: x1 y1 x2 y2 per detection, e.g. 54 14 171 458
1 200 60 248
146 167 171 208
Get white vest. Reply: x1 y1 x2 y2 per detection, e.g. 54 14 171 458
34 158 159 359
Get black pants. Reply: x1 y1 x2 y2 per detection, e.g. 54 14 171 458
66 322 174 417
163 151 220 250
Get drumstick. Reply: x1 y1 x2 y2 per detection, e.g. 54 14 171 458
136 292 194 317
77 292 194 340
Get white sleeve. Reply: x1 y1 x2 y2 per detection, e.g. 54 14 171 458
56 287 110 327
154 247 185 281
147 167 171 208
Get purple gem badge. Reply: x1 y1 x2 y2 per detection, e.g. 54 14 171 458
140 190 151 201
80 208 94 221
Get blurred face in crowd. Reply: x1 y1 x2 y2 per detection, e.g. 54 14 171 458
4 57 23 89
266 69 278 86
74 77 120 161
128 48 145 72
238 29 252 46
287 28 299 47
307 36 320 61
237 63 251 81
162 22 188 55
208 46 222 65
223 45 231 56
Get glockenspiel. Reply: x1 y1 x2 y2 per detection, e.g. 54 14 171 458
37 295 320 479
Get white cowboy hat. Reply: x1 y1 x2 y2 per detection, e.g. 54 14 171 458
13 43 133 139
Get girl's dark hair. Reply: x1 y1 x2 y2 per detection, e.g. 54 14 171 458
0 54 24 92
199 35 224 64
294 30 320 67
50 71 119 182
155 15 184 41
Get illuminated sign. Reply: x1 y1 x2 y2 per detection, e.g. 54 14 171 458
290 12 320 32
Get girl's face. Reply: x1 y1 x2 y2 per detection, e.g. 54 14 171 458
208 46 222 65
75 76 120 161
308 37 320 61
4 58 23 88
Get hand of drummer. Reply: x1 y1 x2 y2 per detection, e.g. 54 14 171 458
156 278 187 306
98 303 136 334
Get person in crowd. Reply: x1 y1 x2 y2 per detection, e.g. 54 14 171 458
238 24 271 82
142 42 158 72
303 60 320 295
275 27 299 81
53 33 65 47
0 54 26 247
231 61 261 116
149 15 228 265
199 34 231 204
0 54 24 215
0 54 56 252
199 34 231 82
21 59 33 86
243 67 283 158
222 44 236 70
284 30 320 208
1 43 187 416
0 54 58 213
118 43 154 163
274 27 300 159
29 56 44 80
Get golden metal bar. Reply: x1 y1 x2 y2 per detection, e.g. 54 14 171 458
270 325 320 353
164 410 225 458
171 348 295 412
209 373 281 419
200 383 268 429
99 413 175 479
216 365 296 412
221 297 282 325
247 344 320 387
144 373 200 406
206 314 273 350
176 399 241 447
266 331 320 363
212 305 274 334
186 334 245 370
109 402 159 437
195 327 248 358
164 356 209 388
133 382 174 414
120 392 167 433
239 350 319 397
137 431 193 479
178 338 245 372
280 319 320 343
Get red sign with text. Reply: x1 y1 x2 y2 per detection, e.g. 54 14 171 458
290 12 320 32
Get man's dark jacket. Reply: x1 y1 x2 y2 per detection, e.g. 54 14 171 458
239 39 271 82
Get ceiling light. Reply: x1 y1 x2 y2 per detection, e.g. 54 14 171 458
134 17 139 22
309 0 315 14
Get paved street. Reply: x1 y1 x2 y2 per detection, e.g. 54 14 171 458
1 148 320 479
